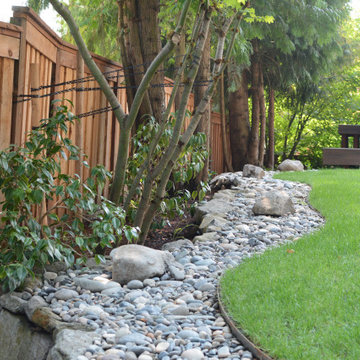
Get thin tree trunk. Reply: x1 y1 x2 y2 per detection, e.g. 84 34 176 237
228 69 250 170
220 72 233 172
248 40 260 165
258 63 266 166
266 87 275 169
174 30 186 111
117 0 134 111
194 31 211 182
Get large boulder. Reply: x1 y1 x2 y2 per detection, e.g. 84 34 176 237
110 245 183 285
242 164 265 179
194 198 235 224
0 292 28 314
47 329 100 360
0 309 53 360
199 213 229 232
278 159 304 172
252 191 295 216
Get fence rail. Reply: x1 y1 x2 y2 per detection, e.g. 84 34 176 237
0 7 225 188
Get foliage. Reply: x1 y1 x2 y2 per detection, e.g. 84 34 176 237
0 103 136 291
273 16 360 168
126 112 210 224
221 169 360 359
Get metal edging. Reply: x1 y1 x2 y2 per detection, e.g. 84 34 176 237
217 285 275 360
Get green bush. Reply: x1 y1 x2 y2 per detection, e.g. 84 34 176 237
0 103 137 291
126 113 210 224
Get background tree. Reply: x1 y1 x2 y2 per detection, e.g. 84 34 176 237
226 0 350 169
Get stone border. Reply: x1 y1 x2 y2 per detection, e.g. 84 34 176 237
217 285 274 360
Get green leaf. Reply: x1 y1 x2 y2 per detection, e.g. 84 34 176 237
95 254 105 264
75 237 84 248
32 189 43 204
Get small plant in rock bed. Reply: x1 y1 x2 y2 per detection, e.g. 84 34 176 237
126 113 210 226
0 102 137 291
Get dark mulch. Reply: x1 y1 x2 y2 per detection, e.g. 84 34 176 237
144 213 200 250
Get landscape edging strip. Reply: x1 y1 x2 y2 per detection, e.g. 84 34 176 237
217 285 275 360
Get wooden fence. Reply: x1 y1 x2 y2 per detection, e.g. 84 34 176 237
0 7 225 188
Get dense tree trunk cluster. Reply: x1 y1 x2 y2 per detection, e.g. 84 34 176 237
227 43 275 171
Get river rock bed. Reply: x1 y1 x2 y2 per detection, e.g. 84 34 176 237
1 171 324 360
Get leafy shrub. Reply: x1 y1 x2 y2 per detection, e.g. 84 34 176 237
126 113 210 224
0 103 137 291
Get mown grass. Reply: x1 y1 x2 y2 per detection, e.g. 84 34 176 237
220 169 360 360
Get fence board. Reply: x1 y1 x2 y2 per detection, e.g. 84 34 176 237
0 33 20 60
0 58 15 150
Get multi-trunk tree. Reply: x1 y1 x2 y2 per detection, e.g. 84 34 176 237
42 0 253 242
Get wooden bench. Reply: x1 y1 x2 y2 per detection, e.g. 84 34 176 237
323 125 360 166
323 148 360 166
338 125 360 148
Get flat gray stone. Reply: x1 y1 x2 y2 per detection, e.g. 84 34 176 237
212 189 238 202
199 214 228 232
25 295 48 319
195 199 234 223
218 345 231 358
0 293 27 314
177 329 199 339
54 289 79 301
74 277 120 292
161 239 194 252
44 272 58 281
126 280 144 289
181 348 205 360
168 265 185 280
193 232 219 243
169 305 189 316
116 333 151 346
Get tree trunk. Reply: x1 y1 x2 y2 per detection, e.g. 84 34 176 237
228 69 250 170
220 72 233 172
248 41 260 165
117 0 134 111
258 63 266 166
194 31 211 182
123 0 163 129
137 0 164 123
174 30 186 111
265 87 275 169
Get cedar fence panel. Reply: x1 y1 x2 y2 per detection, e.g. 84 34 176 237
0 6 225 187
210 112 224 174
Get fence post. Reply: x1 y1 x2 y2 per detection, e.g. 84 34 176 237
75 51 84 182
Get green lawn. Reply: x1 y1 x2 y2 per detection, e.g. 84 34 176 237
220 169 360 360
